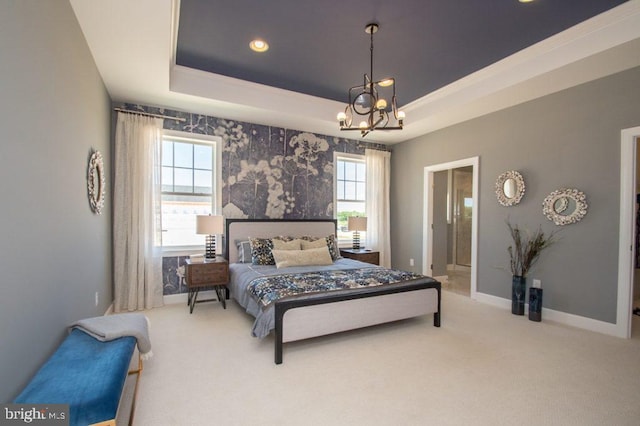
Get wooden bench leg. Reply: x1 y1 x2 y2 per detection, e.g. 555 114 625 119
126 354 143 426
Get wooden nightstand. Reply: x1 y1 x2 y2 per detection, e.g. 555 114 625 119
185 258 229 314
340 249 380 265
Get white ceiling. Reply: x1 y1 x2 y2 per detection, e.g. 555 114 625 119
69 0 640 144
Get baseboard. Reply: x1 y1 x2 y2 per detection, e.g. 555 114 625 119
163 290 217 305
474 292 620 337
106 291 220 311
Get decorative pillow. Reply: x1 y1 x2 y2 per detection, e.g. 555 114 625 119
273 235 295 242
300 234 341 261
272 246 333 269
325 234 341 261
272 238 303 250
235 240 252 263
249 237 275 265
301 238 327 250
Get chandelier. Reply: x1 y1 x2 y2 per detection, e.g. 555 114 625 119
337 23 405 138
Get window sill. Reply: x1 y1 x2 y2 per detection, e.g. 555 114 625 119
161 247 204 257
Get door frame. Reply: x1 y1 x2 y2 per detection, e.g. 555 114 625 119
617 126 640 338
423 157 479 299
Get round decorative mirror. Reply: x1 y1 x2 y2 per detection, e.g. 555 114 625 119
495 170 525 206
87 150 105 215
542 188 587 226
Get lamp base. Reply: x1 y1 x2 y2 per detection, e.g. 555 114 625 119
352 231 360 250
205 235 217 259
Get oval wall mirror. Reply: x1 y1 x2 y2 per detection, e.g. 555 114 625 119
495 170 525 207
88 150 105 215
542 188 588 226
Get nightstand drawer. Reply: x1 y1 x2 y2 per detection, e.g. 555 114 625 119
189 267 228 285
340 249 380 265
185 260 229 287
187 265 228 285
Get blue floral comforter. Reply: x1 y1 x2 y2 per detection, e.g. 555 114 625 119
247 267 425 310
229 259 436 338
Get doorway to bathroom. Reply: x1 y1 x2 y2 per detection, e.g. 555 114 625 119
423 157 478 299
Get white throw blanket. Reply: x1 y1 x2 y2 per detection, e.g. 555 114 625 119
71 313 153 360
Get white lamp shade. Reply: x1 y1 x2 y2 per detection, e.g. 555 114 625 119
196 215 224 235
347 216 367 232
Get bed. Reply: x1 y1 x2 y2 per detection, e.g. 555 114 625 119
225 219 441 364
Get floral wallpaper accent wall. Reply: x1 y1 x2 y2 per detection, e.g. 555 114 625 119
120 104 391 295
127 103 389 220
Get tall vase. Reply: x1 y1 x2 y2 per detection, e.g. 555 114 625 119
512 275 526 315
528 287 543 322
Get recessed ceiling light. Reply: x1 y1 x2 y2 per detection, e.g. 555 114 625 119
519 0 535 3
249 39 269 53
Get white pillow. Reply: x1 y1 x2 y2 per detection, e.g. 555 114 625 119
301 238 328 250
271 246 333 268
272 238 303 250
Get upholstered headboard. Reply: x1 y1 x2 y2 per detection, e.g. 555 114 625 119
225 219 337 263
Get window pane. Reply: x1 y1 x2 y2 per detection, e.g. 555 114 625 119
344 161 356 181
337 201 365 216
356 162 366 181
336 200 366 242
174 168 192 192
337 180 344 200
162 166 173 191
174 142 193 168
194 144 212 170
161 194 212 247
194 170 212 194
344 181 356 200
337 160 345 180
162 141 173 166
356 182 365 200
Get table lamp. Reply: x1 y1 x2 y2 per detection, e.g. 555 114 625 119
347 216 367 250
196 215 224 259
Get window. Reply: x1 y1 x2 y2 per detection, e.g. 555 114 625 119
335 155 366 245
160 132 221 249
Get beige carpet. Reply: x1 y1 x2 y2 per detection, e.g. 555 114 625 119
134 292 640 426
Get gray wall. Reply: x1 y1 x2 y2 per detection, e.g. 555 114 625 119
0 0 112 402
391 65 640 324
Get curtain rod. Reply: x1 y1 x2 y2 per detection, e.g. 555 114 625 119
114 107 187 122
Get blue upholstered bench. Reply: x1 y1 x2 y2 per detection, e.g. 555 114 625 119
14 328 142 426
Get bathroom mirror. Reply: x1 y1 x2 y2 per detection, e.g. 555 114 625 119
88 150 105 215
495 170 525 206
542 188 587 226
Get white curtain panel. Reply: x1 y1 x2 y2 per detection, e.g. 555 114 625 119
113 113 164 312
365 148 391 268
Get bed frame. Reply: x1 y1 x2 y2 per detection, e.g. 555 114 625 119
225 219 441 364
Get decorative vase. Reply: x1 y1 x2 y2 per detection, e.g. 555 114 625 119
528 287 543 322
512 275 526 315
